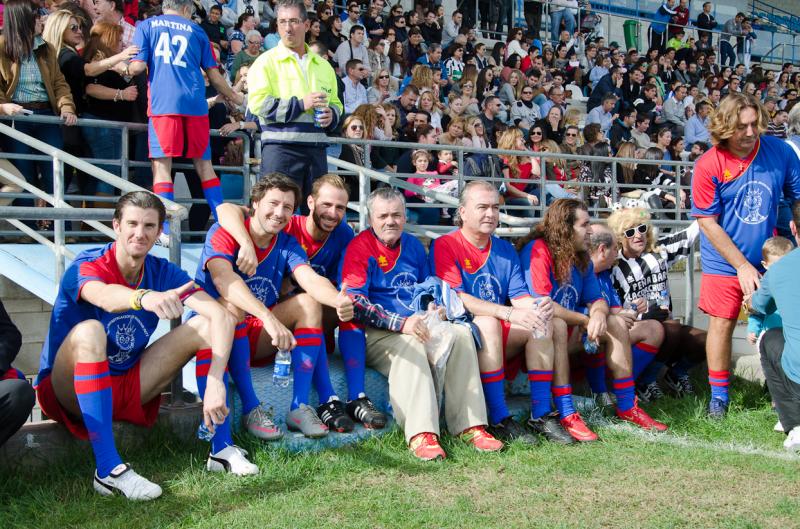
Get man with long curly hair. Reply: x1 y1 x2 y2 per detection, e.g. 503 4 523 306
518 199 667 442
692 93 800 419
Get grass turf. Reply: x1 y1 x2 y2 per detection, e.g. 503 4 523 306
2 377 799 529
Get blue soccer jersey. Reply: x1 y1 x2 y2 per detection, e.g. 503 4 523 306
341 230 429 318
430 229 531 304
38 243 195 382
132 14 218 116
596 269 622 309
195 219 310 307
285 215 354 284
519 238 602 311
692 135 800 275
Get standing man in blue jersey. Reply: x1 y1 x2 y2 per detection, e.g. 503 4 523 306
430 181 574 446
692 93 800 418
35 191 240 500
248 0 343 208
128 0 244 241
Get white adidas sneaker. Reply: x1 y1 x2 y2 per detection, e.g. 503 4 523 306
93 463 163 500
783 426 800 452
207 445 259 476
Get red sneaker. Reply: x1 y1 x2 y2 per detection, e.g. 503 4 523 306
460 426 504 452
560 413 599 442
409 432 446 461
617 405 668 431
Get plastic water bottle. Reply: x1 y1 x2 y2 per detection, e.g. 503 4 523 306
197 423 214 442
273 349 291 387
313 106 325 128
582 333 599 354
531 298 549 339
657 289 670 309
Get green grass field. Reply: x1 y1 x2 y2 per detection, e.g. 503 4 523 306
2 378 799 529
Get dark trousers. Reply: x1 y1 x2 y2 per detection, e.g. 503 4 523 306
524 0 543 40
647 28 666 52
260 143 327 214
0 379 34 447
760 328 800 433
4 109 64 207
720 41 736 67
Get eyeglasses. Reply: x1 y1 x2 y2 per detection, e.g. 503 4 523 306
531 130 542 136
624 223 648 238
277 18 302 26
349 124 364 131
247 40 261 44
68 24 81 32
378 74 389 79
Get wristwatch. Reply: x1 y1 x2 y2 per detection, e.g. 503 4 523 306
239 121 245 129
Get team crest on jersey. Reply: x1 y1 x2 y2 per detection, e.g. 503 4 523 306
733 181 771 225
245 276 279 304
391 272 416 310
464 258 473 271
554 284 579 310
377 255 389 268
106 314 150 364
473 273 502 303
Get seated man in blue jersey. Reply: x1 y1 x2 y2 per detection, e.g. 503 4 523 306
430 181 574 445
519 199 667 442
340 187 503 461
35 191 239 501
586 224 666 407
217 174 388 430
196 173 355 441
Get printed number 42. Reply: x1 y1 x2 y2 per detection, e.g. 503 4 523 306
155 33 188 67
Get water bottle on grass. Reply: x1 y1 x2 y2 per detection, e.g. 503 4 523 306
273 349 291 387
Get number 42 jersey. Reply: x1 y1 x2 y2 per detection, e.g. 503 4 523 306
132 14 218 117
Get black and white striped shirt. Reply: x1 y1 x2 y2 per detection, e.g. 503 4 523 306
611 221 700 312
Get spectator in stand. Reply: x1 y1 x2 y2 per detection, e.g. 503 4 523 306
587 65 623 113
200 5 228 54
648 0 676 52
464 116 488 148
539 105 565 144
442 10 461 48
685 99 711 147
444 44 465 84
622 67 645 106
416 42 444 72
305 15 322 44
339 113 367 190
229 30 262 81
589 54 611 90
668 0 689 38
367 39 389 78
499 127 540 216
393 84 419 128
476 67 498 105
396 124 437 174
720 13 744 68
539 84 566 119
0 0 77 209
696 2 716 43
479 96 503 147
510 83 540 129
663 83 688 135
505 27 525 60
549 0 576 45
418 89 443 134
319 14 345 61
93 0 136 47
388 40 407 79
226 13 256 70
610 107 636 151
367 67 393 104
362 2 384 39
342 58 368 114
420 9 441 45
404 27 425 66
630 114 653 149
767 109 789 138
498 68 523 109
586 93 617 136
340 2 362 38
334 24 369 77
439 116 468 147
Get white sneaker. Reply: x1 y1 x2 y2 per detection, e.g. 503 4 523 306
774 420 784 433
784 426 800 452
93 463 163 500
207 445 259 476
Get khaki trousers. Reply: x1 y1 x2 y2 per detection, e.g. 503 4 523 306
365 323 488 443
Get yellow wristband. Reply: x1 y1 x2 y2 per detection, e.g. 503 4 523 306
130 289 151 311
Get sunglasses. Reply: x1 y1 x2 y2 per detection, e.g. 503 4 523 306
624 223 648 238
378 74 389 79
349 124 364 131
522 91 533 95
565 132 577 137
531 130 542 136
463 83 473 87
69 23 81 32
247 40 261 44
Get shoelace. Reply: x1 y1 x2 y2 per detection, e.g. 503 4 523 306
354 399 379 421
249 406 276 426
301 406 326 426
414 432 439 448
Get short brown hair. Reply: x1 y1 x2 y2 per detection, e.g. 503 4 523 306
114 191 166 225
311 173 350 198
762 236 793 262
250 172 301 212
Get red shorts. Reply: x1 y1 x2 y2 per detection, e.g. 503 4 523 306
35 362 160 441
243 315 277 367
148 115 211 160
698 273 743 320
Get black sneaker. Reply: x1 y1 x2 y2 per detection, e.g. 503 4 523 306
317 400 355 433
346 396 388 429
487 416 539 445
526 412 576 445
707 397 729 420
636 381 665 403
662 370 695 397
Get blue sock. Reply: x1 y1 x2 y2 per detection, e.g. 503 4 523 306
552 384 576 419
528 370 553 419
583 350 607 393
613 376 636 412
632 342 658 380
638 360 664 385
227 323 259 415
74 360 122 478
312 338 337 404
290 328 322 410
338 324 366 401
670 357 693 378
201 177 223 221
196 348 233 453
480 368 510 425
153 181 174 235
708 369 730 403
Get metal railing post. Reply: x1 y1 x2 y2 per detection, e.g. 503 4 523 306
168 214 184 406
457 146 465 193
242 133 252 203
53 157 65 283
358 169 369 230
685 245 695 326
121 125 129 181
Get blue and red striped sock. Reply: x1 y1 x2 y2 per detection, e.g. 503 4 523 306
528 370 553 419
708 369 730 403
74 360 122 478
312 338 337 404
480 368 509 425
227 323 259 415
632 342 658 380
153 181 175 234
201 177 223 221
613 376 636 412
583 350 608 394
291 328 322 410
552 384 576 419
196 348 233 453
338 323 366 401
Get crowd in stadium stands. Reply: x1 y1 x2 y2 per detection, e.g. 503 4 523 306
1 0 800 501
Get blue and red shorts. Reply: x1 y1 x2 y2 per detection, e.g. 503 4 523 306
243 315 277 368
698 273 743 320
35 362 160 440
148 115 211 160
